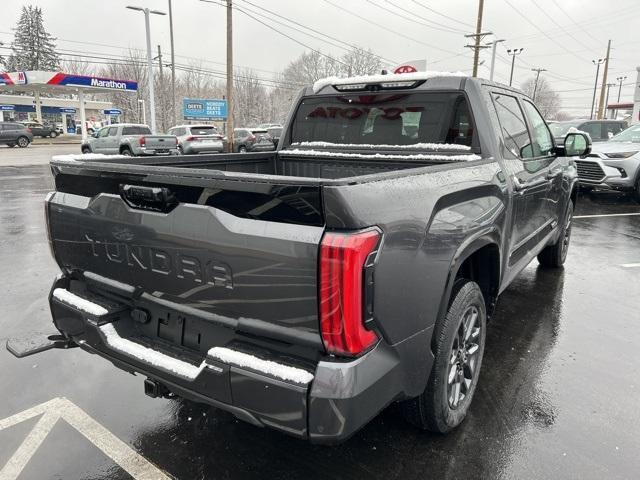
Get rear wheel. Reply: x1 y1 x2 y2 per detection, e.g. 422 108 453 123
238 146 247 153
538 200 573 268
50 131 58 138
17 136 30 148
401 279 486 433
81 146 92 154
121 148 133 156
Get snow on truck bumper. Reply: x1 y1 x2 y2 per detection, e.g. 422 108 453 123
48 277 404 444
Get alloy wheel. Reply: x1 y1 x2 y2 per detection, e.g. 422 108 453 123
447 305 481 409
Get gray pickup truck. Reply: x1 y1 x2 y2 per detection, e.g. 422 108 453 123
81 123 178 156
11 73 591 444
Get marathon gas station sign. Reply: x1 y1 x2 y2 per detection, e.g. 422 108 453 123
0 71 137 91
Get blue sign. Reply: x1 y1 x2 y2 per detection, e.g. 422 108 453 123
103 109 122 115
0 105 15 111
60 108 76 114
183 98 227 120
48 74 138 91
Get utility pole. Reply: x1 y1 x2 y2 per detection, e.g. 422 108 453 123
465 0 490 77
168 0 176 125
615 76 627 120
531 68 547 101
507 48 524 86
226 0 234 152
156 45 165 132
590 58 604 120
597 40 612 120
604 83 615 119
488 39 505 81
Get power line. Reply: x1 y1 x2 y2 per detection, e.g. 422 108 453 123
529 0 596 53
364 0 464 35
321 0 467 59
502 0 590 63
383 0 468 34
236 0 398 65
409 0 475 28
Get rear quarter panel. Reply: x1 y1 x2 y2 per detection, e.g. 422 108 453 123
322 160 508 395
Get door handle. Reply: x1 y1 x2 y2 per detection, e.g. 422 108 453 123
512 176 550 192
546 169 562 179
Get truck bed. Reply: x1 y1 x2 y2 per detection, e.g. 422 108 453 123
54 150 476 184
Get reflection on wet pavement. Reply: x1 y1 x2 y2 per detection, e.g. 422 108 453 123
0 165 639 479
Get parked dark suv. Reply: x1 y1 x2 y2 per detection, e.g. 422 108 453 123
20 121 59 138
0 122 34 147
549 119 626 144
233 128 276 152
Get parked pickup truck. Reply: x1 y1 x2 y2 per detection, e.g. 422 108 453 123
11 73 591 444
81 123 178 156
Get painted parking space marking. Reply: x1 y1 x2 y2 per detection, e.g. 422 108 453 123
0 397 169 480
574 212 640 219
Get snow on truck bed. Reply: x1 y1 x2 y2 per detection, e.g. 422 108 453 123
280 149 481 162
290 141 471 151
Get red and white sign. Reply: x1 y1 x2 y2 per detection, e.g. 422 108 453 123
16 71 27 85
394 65 418 74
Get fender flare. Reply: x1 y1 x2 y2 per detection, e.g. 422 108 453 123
432 228 502 349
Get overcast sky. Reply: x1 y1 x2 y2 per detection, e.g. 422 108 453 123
1 0 639 115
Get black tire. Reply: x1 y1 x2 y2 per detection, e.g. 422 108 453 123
17 136 30 148
401 279 487 433
634 177 640 204
238 146 247 153
50 131 58 138
177 145 184 155
81 146 92 154
6 143 16 148
537 200 574 268
120 148 133 156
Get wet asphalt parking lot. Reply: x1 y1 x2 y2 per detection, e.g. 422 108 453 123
1 146 639 480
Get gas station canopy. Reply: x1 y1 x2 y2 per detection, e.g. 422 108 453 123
0 71 137 139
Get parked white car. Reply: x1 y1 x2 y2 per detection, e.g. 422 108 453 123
168 124 225 154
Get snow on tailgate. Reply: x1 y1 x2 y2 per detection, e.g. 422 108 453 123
280 149 481 162
313 71 468 93
290 141 472 151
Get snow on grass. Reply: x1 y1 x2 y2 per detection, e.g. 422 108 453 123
313 70 468 93
290 141 471 151
52 288 108 316
208 347 314 384
100 323 205 379
280 148 481 162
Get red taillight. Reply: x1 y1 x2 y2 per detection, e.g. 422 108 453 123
185 136 195 142
319 229 380 356
249 134 256 141
138 136 146 146
27 128 32 133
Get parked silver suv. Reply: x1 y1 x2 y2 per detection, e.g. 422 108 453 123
574 123 640 202
168 124 224 154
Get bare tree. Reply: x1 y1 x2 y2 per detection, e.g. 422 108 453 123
60 56 95 76
521 76 561 120
340 47 382 76
98 50 148 123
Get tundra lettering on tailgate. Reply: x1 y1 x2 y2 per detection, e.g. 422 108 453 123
84 234 233 289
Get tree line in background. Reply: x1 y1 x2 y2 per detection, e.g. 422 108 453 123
2 4 563 129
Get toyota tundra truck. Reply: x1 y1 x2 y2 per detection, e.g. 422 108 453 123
9 72 590 444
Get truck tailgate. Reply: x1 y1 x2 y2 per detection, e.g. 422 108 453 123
48 162 325 357
142 135 176 150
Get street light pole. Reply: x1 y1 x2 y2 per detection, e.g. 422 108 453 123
489 39 505 81
507 48 524 87
126 6 166 134
168 0 177 125
590 59 604 120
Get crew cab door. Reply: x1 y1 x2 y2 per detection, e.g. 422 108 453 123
491 92 555 268
91 127 110 153
103 126 120 154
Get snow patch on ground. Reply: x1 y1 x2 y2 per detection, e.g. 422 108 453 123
290 141 471 151
51 153 128 163
208 347 314 384
313 71 468 93
280 149 481 162
52 289 108 316
100 323 205 379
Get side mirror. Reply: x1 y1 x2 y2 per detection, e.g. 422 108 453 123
564 132 591 157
